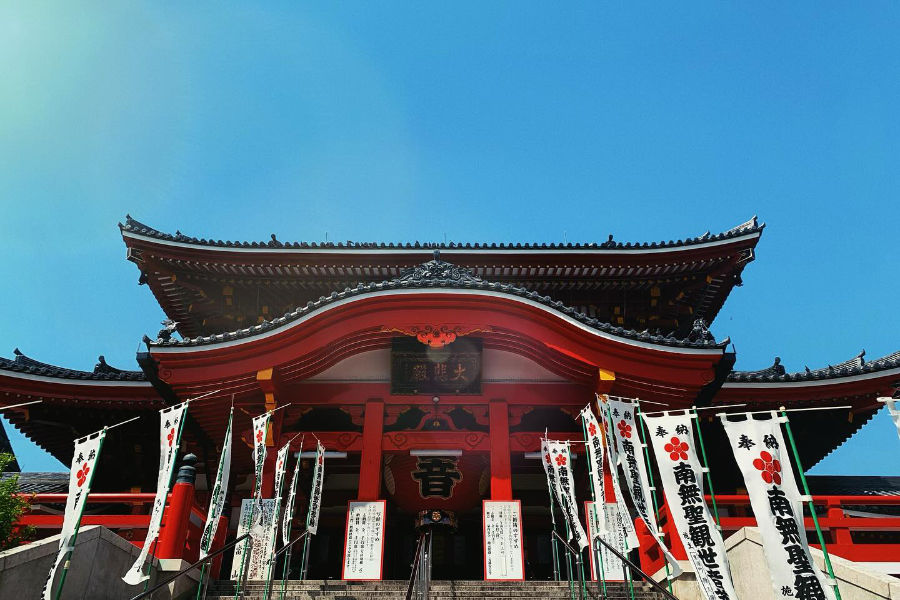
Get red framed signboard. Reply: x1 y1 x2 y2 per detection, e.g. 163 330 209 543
482 499 525 581
342 500 387 581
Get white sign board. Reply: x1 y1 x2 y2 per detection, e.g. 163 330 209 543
482 500 524 581
585 501 627 582
342 501 386 580
230 499 276 580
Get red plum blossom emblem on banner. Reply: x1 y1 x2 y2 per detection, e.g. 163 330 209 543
753 451 782 484
544 453 551 465
167 428 175 447
617 420 632 439
76 464 90 487
664 436 689 461
256 429 264 443
588 422 597 436
555 454 567 467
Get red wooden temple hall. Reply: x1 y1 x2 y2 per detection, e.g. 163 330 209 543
2 215 898 579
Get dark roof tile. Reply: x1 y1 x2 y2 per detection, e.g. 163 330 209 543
120 215 764 253
727 350 900 383
0 350 146 382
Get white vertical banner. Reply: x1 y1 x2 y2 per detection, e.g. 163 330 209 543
545 440 589 551
607 398 682 576
342 500 386 580
230 499 277 579
282 456 301 545
307 441 325 534
598 404 640 550
541 439 560 506
262 441 291 570
123 401 188 585
642 413 737 600
579 405 607 533
722 415 837 600
881 397 900 441
585 501 626 581
483 500 525 580
199 409 232 560
249 411 271 539
42 429 105 600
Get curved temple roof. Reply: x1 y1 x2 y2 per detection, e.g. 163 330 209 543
120 214 765 252
123 215 763 340
726 350 900 384
0 349 146 382
146 256 729 352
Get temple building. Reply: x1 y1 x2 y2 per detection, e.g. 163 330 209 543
2 215 898 581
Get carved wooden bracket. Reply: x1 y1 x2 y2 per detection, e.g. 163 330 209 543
381 324 493 348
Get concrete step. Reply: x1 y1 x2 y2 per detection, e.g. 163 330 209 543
207 579 667 599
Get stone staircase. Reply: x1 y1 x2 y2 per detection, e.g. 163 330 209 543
206 579 669 599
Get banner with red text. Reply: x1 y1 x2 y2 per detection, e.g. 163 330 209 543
722 415 836 600
598 404 640 550
42 429 105 600
123 401 188 585
580 405 606 533
545 440 588 550
606 398 681 576
642 413 737 600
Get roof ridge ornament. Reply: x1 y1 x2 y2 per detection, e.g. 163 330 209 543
93 355 123 375
396 256 483 286
687 318 715 343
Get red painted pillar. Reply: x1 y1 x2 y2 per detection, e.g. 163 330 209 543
358 398 384 501
156 464 195 559
659 497 687 560
828 502 851 546
209 515 229 579
489 399 512 500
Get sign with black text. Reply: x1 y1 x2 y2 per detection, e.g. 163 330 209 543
342 501 386 580
482 500 524 580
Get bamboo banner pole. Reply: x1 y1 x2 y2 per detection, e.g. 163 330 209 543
779 408 843 600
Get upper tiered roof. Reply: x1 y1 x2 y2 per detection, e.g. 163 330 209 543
120 215 764 339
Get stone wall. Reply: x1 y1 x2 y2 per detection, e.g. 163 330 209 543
653 527 900 600
0 525 199 600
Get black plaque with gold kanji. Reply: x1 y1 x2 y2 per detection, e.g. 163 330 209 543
390 337 482 395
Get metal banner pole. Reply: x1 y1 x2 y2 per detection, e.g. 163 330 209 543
779 408 843 600
634 402 674 596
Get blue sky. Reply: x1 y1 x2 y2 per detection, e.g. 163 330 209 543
0 3 897 474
